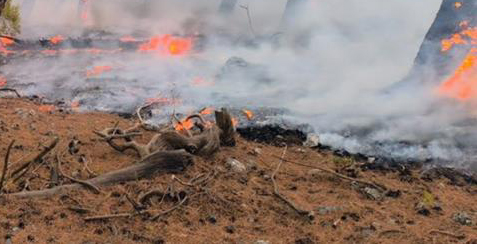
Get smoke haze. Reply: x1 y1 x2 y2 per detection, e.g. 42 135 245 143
5 0 476 169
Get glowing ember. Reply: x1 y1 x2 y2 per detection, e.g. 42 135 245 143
232 118 238 127
242 109 254 120
441 33 466 52
174 118 195 132
441 27 477 52
50 35 65 44
0 76 6 87
200 107 214 115
86 66 113 77
0 37 14 46
438 18 477 101
454 2 462 8
120 36 137 42
438 49 477 100
38 105 56 113
139 35 193 55
459 21 469 28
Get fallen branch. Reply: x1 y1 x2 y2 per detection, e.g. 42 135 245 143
95 107 235 158
84 213 135 222
6 150 193 199
10 137 59 182
271 146 314 220
0 35 21 43
0 140 15 192
428 230 466 239
271 155 387 191
139 189 164 205
0 88 21 98
151 195 188 220
57 153 101 194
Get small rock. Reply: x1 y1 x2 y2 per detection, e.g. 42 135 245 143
249 148 262 156
361 187 383 201
415 202 431 216
304 133 320 147
453 212 473 226
207 215 217 224
255 241 270 244
226 158 247 173
385 190 401 198
316 206 342 215
225 225 235 234
295 148 306 153
245 160 258 170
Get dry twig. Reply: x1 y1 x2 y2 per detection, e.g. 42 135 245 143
428 230 466 239
57 153 101 194
271 155 387 191
0 88 21 98
10 137 59 182
151 195 188 220
84 213 135 222
0 140 15 192
271 146 314 220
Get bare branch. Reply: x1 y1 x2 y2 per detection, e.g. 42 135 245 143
0 140 15 192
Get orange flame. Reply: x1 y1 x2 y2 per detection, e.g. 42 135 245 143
441 27 477 52
0 37 15 55
38 105 56 113
242 109 254 120
0 76 6 87
174 118 195 132
50 35 64 44
139 35 193 55
200 107 214 115
120 36 138 43
232 118 238 127
0 37 14 46
86 66 113 77
454 2 462 8
438 49 477 100
438 19 477 101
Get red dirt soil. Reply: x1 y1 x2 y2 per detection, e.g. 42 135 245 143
0 98 475 244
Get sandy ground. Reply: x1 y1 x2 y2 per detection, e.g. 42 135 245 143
0 97 475 244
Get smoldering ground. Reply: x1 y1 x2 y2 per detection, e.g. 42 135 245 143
4 0 476 169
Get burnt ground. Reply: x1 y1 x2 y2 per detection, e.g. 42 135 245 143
0 97 475 244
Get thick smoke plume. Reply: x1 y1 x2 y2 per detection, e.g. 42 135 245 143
4 0 476 169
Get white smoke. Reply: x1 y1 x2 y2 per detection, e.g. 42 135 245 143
5 0 476 169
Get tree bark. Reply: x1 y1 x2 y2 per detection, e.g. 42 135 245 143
395 0 476 88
